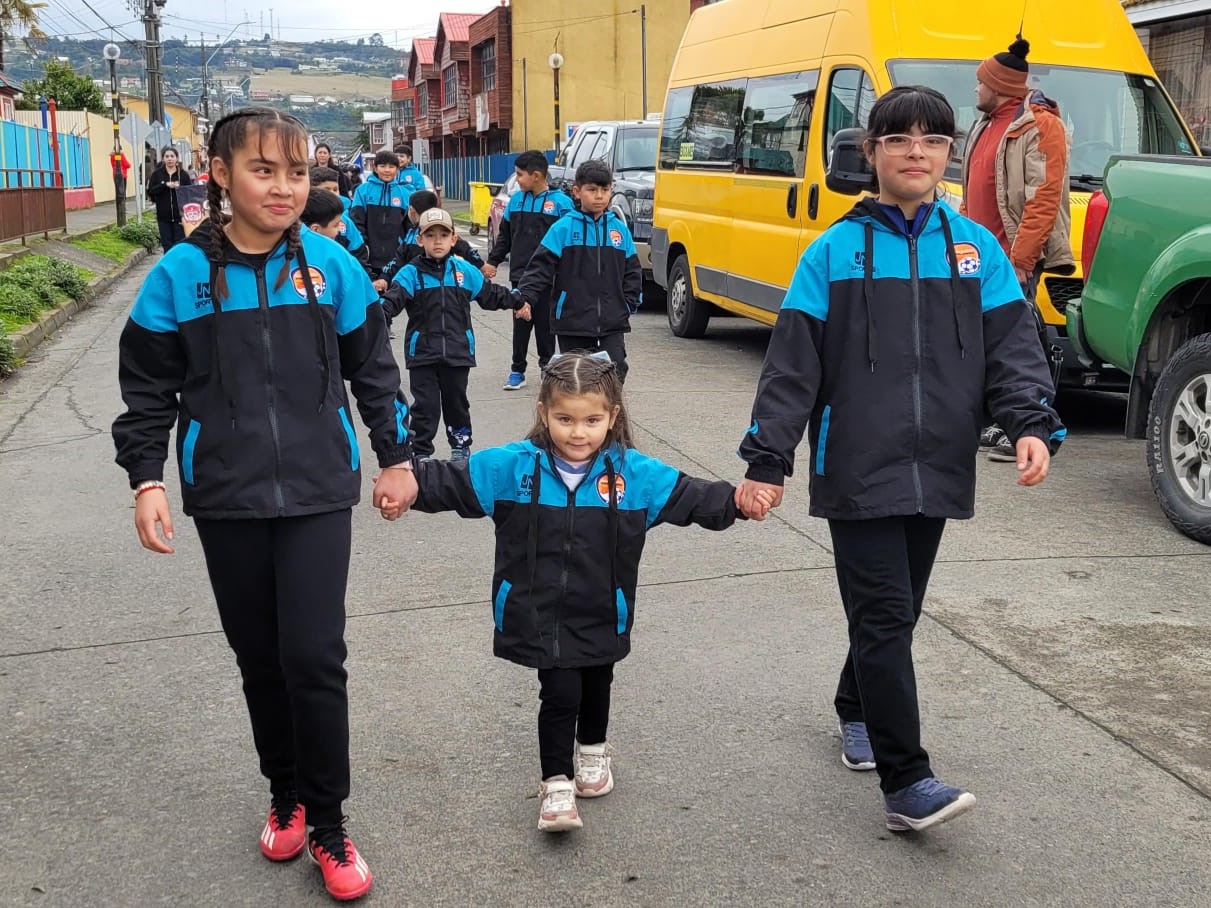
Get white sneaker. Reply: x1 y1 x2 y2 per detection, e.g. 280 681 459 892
537 776 582 832
573 741 615 798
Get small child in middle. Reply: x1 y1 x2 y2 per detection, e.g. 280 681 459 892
378 190 486 290
382 208 531 461
517 160 643 382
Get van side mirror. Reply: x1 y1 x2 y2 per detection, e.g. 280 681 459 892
826 128 873 196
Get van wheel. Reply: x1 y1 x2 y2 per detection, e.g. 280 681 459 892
1146 332 1211 544
667 255 711 338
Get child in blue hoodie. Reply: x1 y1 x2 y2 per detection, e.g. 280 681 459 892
350 149 408 279
393 144 425 198
737 86 1064 836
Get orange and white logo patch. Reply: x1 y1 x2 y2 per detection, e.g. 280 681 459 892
597 472 626 505
290 265 327 299
608 229 623 248
454 269 465 286
543 200 556 213
950 242 981 276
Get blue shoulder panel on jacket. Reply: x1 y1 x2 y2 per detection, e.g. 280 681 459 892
607 213 638 256
316 230 380 335
781 237 831 321
974 224 1026 313
129 253 180 332
540 217 569 256
617 449 680 527
392 263 420 296
456 258 486 297
467 442 539 516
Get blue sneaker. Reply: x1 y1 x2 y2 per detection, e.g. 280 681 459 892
839 720 876 771
450 447 470 462
883 777 976 832
502 371 526 391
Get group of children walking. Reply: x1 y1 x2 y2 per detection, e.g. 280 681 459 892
113 88 1062 902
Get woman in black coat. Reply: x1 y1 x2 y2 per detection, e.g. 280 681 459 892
313 143 353 198
146 146 193 252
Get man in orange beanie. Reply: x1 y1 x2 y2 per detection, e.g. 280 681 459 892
961 37 1073 462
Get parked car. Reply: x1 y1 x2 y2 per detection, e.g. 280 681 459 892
548 119 659 277
1066 155 1211 543
487 173 519 251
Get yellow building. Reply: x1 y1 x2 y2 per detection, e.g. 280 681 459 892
121 98 200 147
509 0 697 150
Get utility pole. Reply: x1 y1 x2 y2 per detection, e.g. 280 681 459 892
103 43 127 226
142 0 167 125
200 35 210 122
640 5 649 119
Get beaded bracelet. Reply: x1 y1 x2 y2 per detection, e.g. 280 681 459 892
134 481 167 501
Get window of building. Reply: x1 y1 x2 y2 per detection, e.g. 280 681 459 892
739 70 817 178
480 40 497 92
658 80 745 169
443 65 458 109
418 84 428 119
823 68 875 163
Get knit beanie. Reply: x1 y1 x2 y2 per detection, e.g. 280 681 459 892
977 37 1030 98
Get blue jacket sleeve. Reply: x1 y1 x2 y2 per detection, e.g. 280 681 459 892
738 239 829 484
381 265 419 321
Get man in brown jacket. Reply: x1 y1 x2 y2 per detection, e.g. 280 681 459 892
962 37 1073 462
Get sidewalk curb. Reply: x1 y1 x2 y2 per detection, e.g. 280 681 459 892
11 246 151 361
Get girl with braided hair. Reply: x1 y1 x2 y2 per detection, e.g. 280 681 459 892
113 107 417 901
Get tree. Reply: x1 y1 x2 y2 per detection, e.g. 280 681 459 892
18 60 106 114
0 0 47 72
369 33 383 47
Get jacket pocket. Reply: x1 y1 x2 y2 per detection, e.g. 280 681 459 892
337 406 360 471
554 290 567 320
814 405 831 476
408 331 420 358
181 419 201 485
494 579 512 632
615 588 629 635
466 329 475 357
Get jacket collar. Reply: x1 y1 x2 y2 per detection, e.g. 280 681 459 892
184 220 294 266
844 197 957 237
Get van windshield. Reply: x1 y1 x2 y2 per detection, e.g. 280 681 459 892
887 60 1196 189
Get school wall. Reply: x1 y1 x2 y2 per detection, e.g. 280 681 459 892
509 0 694 151
14 110 136 204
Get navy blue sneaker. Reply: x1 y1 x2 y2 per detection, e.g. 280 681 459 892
839 720 876 771
502 371 526 390
883 777 976 832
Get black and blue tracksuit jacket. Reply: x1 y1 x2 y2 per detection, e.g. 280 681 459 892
350 174 410 272
381 252 523 369
517 210 643 337
487 188 575 280
394 164 425 200
112 221 413 519
740 198 1065 520
380 225 485 284
413 442 741 669
336 210 370 271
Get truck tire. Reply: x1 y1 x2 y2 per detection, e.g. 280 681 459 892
1146 332 1211 544
667 255 711 338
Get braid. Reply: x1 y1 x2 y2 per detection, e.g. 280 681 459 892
206 176 229 303
276 221 301 291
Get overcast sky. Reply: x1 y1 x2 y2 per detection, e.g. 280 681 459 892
44 1 499 51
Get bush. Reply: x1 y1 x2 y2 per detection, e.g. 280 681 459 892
0 283 47 321
45 258 90 300
0 327 16 377
115 219 160 252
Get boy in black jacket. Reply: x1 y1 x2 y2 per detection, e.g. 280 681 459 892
378 190 486 289
485 150 575 391
382 208 531 460
517 160 642 382
350 149 407 279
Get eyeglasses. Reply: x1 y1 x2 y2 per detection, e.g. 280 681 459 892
871 134 954 156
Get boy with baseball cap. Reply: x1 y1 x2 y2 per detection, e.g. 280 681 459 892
382 208 532 460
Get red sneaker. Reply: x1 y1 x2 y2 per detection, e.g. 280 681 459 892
308 824 373 901
259 797 306 862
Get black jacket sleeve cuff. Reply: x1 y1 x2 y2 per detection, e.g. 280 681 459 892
744 463 786 485
377 443 415 469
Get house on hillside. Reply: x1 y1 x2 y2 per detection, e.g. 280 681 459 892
0 71 22 121
363 111 392 151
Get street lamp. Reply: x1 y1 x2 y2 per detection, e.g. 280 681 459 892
549 52 564 153
103 42 127 226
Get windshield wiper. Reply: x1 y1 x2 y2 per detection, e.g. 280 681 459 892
1071 173 1104 185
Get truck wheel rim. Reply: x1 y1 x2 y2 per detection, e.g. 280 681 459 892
670 274 687 323
1168 373 1211 508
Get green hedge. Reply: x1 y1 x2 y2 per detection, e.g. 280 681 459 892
0 327 15 377
0 256 92 334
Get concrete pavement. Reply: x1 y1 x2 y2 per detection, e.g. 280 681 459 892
1 241 1210 906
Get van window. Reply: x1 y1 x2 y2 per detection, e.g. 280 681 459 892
661 80 746 169
824 68 876 162
887 60 1197 185
739 70 818 178
660 87 695 169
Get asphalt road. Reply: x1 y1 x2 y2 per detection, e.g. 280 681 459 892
2 238 1209 906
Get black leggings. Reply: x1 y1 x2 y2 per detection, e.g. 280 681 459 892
537 664 615 780
194 509 353 827
830 515 946 794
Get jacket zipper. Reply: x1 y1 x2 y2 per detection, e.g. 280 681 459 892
907 235 924 512
256 266 286 515
440 262 449 360
555 481 576 665
596 216 603 334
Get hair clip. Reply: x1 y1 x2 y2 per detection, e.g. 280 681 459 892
546 350 615 369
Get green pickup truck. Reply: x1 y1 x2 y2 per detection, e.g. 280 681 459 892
1067 155 1211 543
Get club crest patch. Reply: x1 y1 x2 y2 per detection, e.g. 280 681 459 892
291 266 327 299
454 270 465 286
950 242 981 276
543 200 556 213
338 220 347 235
597 473 626 505
609 229 623 249
391 196 403 207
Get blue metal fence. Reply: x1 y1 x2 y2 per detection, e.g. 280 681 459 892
0 120 92 189
428 151 556 201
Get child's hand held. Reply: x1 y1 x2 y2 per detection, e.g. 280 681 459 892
516 303 532 321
